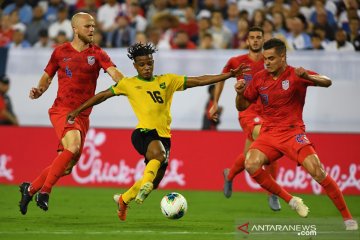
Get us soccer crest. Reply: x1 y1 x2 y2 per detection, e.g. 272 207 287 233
87 56 95 65
282 80 289 90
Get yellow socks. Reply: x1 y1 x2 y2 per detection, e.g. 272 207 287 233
141 159 161 186
122 179 142 204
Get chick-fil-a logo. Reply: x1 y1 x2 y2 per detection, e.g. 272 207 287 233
72 129 185 187
245 164 360 194
0 154 13 181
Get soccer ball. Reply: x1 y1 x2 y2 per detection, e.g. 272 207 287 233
160 192 188 219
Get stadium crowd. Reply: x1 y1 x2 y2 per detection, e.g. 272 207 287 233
0 0 359 51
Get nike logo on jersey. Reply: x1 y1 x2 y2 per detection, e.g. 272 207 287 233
135 86 142 89
259 86 268 90
63 58 71 62
160 82 166 89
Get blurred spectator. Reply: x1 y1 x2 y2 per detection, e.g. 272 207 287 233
338 0 360 32
285 15 312 50
299 0 313 21
232 17 249 49
209 11 232 49
8 24 31 48
0 15 14 47
52 30 69 47
135 32 147 44
251 9 266 27
272 11 288 36
266 0 290 16
178 7 199 43
146 0 170 23
198 32 214 49
33 29 54 48
76 0 102 13
197 12 212 44
237 0 264 20
48 6 73 41
171 0 188 23
93 31 105 47
310 0 337 28
111 14 136 48
97 0 121 47
3 0 33 24
26 5 50 45
152 12 179 50
348 17 360 51
263 19 275 41
202 84 222 130
312 9 336 41
224 2 239 36
128 0 148 33
325 28 355 52
0 75 18 126
171 30 196 49
146 26 169 49
310 33 325 50
44 0 67 23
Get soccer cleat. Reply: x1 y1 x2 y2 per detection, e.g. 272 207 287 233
36 192 49 211
289 196 309 217
268 194 281 211
135 182 153 204
344 219 358 230
114 194 128 221
223 168 233 198
19 182 33 215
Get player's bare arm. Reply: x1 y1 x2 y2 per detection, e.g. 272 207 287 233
67 89 115 121
186 65 247 89
295 67 332 87
106 66 124 82
235 80 251 111
29 72 52 99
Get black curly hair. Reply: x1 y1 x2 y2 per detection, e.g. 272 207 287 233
127 43 157 61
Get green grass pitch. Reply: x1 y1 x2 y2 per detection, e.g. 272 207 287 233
0 184 359 240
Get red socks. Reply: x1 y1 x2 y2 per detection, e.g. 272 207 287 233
251 168 292 203
39 150 74 194
228 153 245 181
320 175 352 220
29 166 51 196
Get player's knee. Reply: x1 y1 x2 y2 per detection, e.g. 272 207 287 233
312 167 326 182
245 157 261 174
147 149 166 163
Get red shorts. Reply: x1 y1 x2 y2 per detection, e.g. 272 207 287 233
239 115 263 141
249 126 316 164
48 107 89 153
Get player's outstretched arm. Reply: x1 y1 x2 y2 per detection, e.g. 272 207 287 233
186 64 248 89
67 89 115 122
29 72 52 99
106 66 124 82
235 80 251 111
295 67 332 87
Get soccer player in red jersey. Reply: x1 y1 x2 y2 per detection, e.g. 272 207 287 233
18 12 124 214
235 38 358 230
209 26 281 211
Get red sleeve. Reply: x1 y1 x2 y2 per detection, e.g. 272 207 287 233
244 74 259 103
98 48 115 72
44 48 59 77
222 58 233 74
0 96 5 111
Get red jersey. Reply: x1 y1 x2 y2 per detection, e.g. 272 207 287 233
44 42 115 116
222 54 264 119
244 66 316 128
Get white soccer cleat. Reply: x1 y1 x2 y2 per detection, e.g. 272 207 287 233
344 219 358 230
113 194 120 203
289 196 309 218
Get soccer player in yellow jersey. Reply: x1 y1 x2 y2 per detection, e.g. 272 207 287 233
67 43 247 221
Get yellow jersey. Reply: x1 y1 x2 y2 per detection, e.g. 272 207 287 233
111 74 187 138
